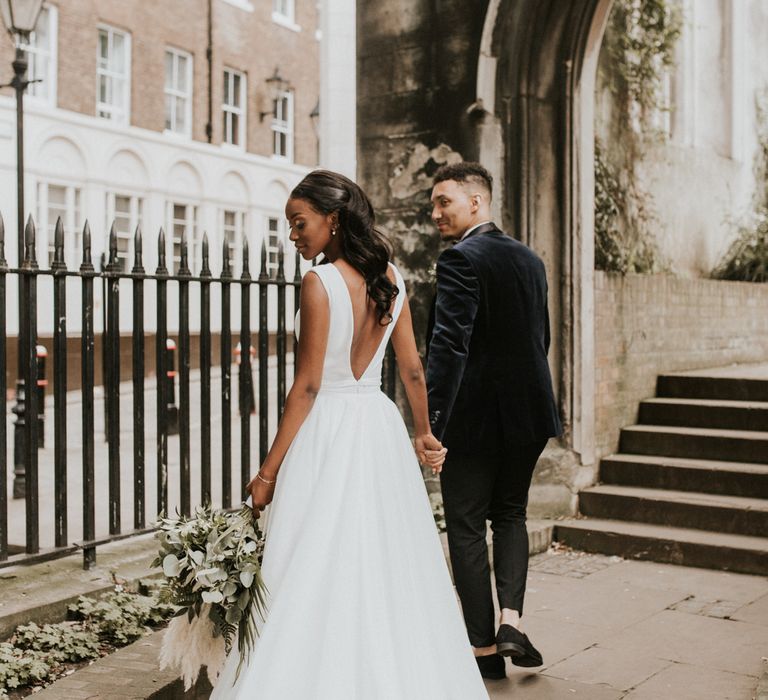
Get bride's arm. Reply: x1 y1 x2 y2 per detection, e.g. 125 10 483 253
247 272 329 508
390 292 447 473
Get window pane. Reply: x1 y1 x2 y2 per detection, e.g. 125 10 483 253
115 195 131 216
175 96 186 132
99 31 109 60
177 55 188 91
34 8 49 44
164 51 174 89
232 74 241 107
165 94 173 130
231 114 239 145
112 33 125 72
99 75 109 104
48 185 66 207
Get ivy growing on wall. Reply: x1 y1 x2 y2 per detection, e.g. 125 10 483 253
712 92 768 283
594 0 682 273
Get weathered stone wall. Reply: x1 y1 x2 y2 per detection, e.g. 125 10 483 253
357 0 488 339
595 1 768 277
594 272 768 458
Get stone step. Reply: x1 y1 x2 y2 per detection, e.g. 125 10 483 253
657 374 768 402
579 484 768 537
554 518 768 576
619 425 768 464
638 397 768 431
600 454 768 498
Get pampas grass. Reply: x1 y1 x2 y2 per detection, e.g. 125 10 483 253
159 604 228 690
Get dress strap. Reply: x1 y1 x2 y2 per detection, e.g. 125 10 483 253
388 262 406 326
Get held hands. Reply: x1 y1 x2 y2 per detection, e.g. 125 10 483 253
246 470 276 518
415 433 447 474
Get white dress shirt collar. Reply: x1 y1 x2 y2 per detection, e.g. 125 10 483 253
460 221 492 241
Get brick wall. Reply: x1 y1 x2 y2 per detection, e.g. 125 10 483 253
594 272 768 457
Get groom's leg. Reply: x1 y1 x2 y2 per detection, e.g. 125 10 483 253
440 451 496 647
489 440 547 616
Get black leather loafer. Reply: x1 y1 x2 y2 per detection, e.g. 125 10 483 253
475 653 506 680
495 624 543 667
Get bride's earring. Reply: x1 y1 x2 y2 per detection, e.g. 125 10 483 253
331 227 337 237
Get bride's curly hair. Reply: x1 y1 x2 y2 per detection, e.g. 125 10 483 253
290 170 398 325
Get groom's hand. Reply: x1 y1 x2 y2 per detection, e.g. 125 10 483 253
415 434 448 474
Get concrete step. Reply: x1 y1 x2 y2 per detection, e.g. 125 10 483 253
638 397 768 431
600 453 768 498
554 518 768 576
619 425 768 464
579 484 768 537
657 374 768 402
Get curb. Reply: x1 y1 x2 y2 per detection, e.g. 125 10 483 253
30 629 212 700
0 534 159 640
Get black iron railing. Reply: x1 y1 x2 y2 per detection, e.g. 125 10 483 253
0 213 311 569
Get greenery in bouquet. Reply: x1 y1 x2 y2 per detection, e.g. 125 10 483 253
153 505 267 685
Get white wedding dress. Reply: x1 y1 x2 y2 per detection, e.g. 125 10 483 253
210 262 488 699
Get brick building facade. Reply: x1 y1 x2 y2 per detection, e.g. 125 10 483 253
0 0 322 335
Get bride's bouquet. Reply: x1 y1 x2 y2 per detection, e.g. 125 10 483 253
153 505 268 689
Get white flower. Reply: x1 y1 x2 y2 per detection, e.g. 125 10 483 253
239 571 254 588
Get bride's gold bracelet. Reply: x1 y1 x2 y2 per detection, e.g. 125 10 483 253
256 471 276 486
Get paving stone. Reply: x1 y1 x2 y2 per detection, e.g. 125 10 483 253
585 558 768 605
486 671 623 699
668 594 741 619
524 570 686 631
731 593 768 625
599 609 768 678
512 615 603 669
622 661 759 700
529 550 620 578
45 677 90 689
543 645 672 691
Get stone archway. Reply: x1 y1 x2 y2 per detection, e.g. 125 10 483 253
357 0 613 513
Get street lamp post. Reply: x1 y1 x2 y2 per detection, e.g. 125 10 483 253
1 0 45 498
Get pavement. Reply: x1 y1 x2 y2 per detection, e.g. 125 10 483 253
487 548 768 699
5 534 767 699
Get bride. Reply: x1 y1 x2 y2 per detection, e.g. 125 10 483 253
210 170 489 699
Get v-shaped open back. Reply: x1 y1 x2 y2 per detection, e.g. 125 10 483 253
299 261 405 390
331 263 398 381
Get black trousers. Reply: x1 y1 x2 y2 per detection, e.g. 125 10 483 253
440 440 547 648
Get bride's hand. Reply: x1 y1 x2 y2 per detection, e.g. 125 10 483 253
246 471 276 518
415 434 447 474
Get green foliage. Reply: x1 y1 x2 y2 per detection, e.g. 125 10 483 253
13 622 101 663
711 213 768 282
603 0 682 124
595 140 661 274
68 589 175 645
0 643 54 691
0 586 175 697
595 0 681 273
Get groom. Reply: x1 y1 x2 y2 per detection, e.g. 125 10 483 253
425 162 561 679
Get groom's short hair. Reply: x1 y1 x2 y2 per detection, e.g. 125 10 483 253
433 162 493 200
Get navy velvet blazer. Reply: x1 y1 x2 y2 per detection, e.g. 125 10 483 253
426 223 562 452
